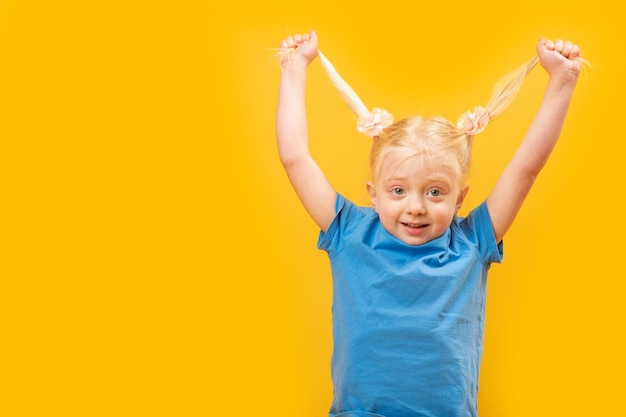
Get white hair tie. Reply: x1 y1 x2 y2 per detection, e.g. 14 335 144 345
357 108 394 137
318 51 393 138
457 106 489 135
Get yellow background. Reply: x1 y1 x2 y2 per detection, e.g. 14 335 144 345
1 0 624 415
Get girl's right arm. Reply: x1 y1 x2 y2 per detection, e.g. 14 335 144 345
276 30 336 232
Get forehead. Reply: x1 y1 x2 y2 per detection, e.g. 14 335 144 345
377 149 461 184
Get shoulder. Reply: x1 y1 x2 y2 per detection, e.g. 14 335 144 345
329 193 377 224
455 201 493 232
452 201 503 263
317 193 378 253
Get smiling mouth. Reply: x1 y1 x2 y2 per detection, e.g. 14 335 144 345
402 222 427 229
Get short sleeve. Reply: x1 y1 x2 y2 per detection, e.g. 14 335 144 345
459 201 503 264
317 193 347 255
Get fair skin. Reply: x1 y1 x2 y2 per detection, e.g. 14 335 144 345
367 152 468 246
276 30 581 244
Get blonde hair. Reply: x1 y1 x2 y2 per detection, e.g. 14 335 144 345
317 50 539 184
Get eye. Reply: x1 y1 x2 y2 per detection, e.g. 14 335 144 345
427 189 442 197
391 187 405 196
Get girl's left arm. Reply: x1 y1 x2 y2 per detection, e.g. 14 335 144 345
487 38 582 243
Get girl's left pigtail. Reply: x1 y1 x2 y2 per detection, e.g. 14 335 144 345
318 51 393 137
485 56 539 120
457 106 490 136
457 56 540 137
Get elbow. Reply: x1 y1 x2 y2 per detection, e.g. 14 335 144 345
275 131 310 168
511 158 546 182
278 150 309 171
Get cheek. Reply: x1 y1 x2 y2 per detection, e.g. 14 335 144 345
428 202 455 219
440 206 458 223
378 200 401 218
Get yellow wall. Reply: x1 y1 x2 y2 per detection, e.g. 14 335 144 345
2 0 624 415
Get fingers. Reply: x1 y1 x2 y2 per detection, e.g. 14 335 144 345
541 38 581 59
279 31 315 50
279 36 298 50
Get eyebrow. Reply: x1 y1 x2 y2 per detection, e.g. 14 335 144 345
383 173 454 183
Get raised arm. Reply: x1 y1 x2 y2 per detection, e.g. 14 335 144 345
487 38 583 242
276 30 336 232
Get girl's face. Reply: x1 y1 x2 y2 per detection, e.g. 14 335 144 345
368 151 467 246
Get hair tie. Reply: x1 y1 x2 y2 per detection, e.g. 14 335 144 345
457 106 489 136
316 51 393 138
356 107 394 137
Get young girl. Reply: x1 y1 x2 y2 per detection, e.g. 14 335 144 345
275 30 582 417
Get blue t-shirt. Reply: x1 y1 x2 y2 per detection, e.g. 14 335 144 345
317 194 503 417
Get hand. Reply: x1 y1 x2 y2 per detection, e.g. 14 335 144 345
537 38 582 81
277 30 319 69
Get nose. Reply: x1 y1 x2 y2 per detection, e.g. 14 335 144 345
406 194 426 215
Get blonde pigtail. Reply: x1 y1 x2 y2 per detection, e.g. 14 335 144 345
457 56 540 136
485 56 540 120
317 47 539 139
317 51 369 119
317 51 393 137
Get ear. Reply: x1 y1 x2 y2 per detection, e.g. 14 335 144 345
455 185 469 213
367 182 378 211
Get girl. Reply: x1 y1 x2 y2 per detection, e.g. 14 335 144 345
275 30 582 417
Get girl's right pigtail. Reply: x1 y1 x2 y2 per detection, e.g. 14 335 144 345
457 56 540 137
317 51 393 138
